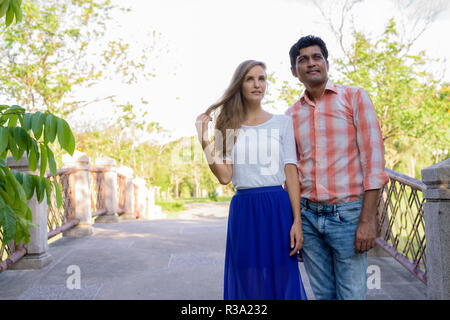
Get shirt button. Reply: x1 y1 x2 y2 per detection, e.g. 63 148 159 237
318 205 323 210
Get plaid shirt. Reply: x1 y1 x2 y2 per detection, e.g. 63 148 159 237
285 80 389 204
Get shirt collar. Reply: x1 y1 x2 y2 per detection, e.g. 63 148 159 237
300 79 337 104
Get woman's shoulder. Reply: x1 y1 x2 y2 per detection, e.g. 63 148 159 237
270 114 292 127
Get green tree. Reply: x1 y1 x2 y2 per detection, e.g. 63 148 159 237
272 19 449 177
0 106 75 245
0 0 76 247
0 0 154 117
334 20 448 175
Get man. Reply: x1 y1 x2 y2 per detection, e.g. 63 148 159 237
285 35 389 300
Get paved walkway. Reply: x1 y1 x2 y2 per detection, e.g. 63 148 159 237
0 202 427 300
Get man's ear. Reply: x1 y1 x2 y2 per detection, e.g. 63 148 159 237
326 60 329 71
290 66 297 77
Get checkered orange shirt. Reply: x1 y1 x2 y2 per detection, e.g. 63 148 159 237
285 80 389 204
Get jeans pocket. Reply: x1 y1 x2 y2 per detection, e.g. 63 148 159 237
336 207 361 224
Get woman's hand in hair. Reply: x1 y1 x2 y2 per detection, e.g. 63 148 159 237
195 113 212 144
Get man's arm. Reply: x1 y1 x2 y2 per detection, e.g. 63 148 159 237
355 189 379 253
353 88 389 254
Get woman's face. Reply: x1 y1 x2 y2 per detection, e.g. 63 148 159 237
241 65 266 104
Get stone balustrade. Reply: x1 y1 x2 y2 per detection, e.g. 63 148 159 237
2 152 164 272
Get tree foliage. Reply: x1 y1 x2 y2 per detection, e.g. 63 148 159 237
0 0 76 247
273 19 449 178
0 105 75 245
0 0 154 118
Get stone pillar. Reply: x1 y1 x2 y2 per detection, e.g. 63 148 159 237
62 151 93 237
118 166 135 220
7 155 52 269
133 178 148 220
421 159 450 300
94 157 119 223
146 186 165 219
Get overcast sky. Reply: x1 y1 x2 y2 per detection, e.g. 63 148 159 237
71 0 450 144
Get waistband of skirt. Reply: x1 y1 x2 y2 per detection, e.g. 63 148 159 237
235 185 284 195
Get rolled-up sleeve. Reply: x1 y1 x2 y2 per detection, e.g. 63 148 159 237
354 88 389 190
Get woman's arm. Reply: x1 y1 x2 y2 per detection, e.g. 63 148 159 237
195 113 233 185
284 163 303 256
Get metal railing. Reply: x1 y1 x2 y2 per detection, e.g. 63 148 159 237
47 169 79 239
376 168 427 284
89 168 107 217
0 237 26 273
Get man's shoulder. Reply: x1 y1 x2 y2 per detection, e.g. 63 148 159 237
333 82 369 96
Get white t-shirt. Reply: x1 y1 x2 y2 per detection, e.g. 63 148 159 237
224 114 298 189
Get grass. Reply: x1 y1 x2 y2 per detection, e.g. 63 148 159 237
156 196 233 219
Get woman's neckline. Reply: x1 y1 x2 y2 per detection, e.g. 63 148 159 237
241 114 275 127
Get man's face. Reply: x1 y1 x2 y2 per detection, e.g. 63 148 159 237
291 45 329 87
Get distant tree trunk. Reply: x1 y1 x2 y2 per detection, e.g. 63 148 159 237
410 154 416 178
174 175 180 199
193 167 201 198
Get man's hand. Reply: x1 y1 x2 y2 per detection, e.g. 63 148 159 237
354 189 379 254
354 219 376 254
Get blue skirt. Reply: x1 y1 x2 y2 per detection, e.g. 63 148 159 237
224 185 308 300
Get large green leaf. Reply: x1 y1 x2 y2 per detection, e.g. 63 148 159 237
14 215 35 245
57 118 75 155
7 128 20 160
2 167 17 204
11 170 23 184
0 127 8 154
47 145 56 176
23 113 32 131
12 0 22 22
22 172 35 200
28 139 39 171
5 4 14 27
53 180 63 208
8 105 25 113
14 126 29 151
39 142 47 178
44 114 57 143
34 175 44 203
7 114 17 127
44 178 52 206
31 112 45 140
0 1 9 18
0 204 17 245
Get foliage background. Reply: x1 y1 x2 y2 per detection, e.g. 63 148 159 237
1 0 448 205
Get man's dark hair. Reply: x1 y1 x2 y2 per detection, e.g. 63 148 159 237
289 35 328 68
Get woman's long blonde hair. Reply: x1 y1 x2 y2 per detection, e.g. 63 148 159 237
205 60 267 158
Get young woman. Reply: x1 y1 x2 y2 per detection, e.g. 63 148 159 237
195 60 307 300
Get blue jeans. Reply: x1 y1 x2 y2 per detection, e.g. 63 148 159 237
300 198 368 300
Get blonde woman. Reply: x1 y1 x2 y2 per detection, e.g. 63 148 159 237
195 60 307 300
